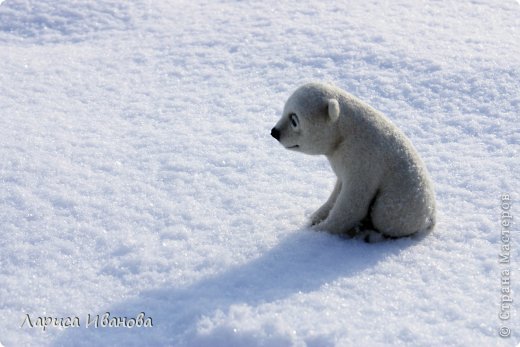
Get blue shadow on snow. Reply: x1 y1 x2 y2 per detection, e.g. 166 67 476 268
52 229 419 346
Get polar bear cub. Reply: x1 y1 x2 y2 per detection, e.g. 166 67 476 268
271 82 436 240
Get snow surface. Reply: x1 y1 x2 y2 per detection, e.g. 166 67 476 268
0 0 519 346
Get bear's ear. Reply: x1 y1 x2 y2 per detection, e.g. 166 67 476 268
327 99 340 122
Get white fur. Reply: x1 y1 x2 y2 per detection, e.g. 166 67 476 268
272 82 436 238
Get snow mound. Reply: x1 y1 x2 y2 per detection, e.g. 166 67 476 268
0 0 138 43
192 305 305 347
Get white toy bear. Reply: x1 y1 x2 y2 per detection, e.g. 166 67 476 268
271 83 436 241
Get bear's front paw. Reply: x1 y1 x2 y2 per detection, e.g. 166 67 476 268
308 215 323 227
311 220 344 235
309 208 329 226
310 222 326 232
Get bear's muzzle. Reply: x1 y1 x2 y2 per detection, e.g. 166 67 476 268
271 127 280 141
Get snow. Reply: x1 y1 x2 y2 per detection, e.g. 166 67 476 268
0 0 519 346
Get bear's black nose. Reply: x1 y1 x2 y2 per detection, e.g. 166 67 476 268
271 127 280 141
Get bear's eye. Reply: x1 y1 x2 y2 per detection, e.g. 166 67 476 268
289 113 299 128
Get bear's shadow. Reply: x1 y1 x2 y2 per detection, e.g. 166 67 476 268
52 229 418 346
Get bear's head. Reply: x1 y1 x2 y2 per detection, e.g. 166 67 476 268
271 83 342 155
